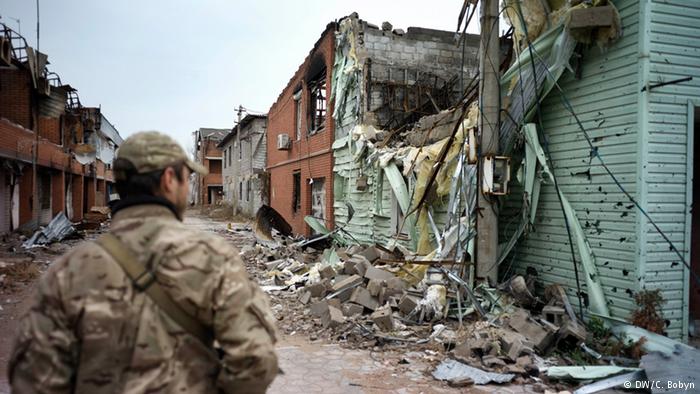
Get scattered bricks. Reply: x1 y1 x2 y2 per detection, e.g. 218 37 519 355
307 279 330 298
310 300 329 318
556 321 587 348
363 265 395 281
319 265 336 280
508 309 555 353
482 356 506 368
453 342 474 360
398 294 419 315
516 355 533 368
350 286 379 311
542 305 566 326
500 331 533 361
359 246 380 262
342 302 364 317
343 260 357 275
328 298 342 309
334 287 354 303
387 277 406 291
298 291 311 305
322 305 346 328
367 279 383 297
331 274 363 293
505 365 527 375
447 377 474 388
371 306 394 331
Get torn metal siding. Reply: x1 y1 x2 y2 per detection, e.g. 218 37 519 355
642 0 700 339
501 0 643 331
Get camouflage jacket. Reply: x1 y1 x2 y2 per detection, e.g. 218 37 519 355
9 204 279 393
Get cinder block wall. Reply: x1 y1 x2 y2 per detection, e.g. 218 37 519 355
267 24 336 236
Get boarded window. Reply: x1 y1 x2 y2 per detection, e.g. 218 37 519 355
292 171 301 213
308 69 327 134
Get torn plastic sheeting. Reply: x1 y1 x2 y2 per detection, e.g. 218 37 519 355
547 366 641 380
432 359 515 385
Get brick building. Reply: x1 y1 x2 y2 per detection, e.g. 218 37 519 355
267 23 336 236
192 128 227 205
0 24 121 233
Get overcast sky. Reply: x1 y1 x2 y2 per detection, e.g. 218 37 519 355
1 1 482 152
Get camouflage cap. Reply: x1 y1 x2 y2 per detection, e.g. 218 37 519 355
115 131 208 179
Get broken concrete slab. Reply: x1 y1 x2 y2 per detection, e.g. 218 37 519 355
398 294 419 315
555 320 587 348
310 300 329 318
331 274 363 293
319 265 337 280
322 305 346 328
508 309 555 353
371 305 394 331
367 279 383 297
542 305 566 327
342 302 364 317
307 280 330 298
363 265 395 282
350 286 379 311
298 291 311 305
358 246 380 262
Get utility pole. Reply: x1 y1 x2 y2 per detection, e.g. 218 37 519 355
476 0 500 285
233 105 243 216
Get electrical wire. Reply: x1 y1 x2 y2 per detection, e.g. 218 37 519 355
513 4 700 289
511 2 585 319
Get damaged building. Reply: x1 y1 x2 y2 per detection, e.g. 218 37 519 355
219 113 268 217
0 23 122 233
267 13 479 238
191 127 227 205
319 0 700 342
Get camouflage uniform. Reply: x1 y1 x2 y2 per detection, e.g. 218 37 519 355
9 131 279 393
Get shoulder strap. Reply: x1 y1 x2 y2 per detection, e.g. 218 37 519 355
96 233 213 346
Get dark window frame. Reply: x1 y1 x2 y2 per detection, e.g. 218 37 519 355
292 171 301 213
307 69 327 135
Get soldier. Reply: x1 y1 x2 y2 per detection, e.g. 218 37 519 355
9 131 279 393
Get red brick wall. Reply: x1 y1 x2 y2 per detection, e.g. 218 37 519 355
267 25 336 236
38 116 61 145
51 171 66 216
0 69 32 129
198 140 223 204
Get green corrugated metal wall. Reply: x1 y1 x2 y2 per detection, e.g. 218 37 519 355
641 0 700 340
504 0 700 340
503 0 643 328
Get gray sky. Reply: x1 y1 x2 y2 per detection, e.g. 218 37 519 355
1 1 480 152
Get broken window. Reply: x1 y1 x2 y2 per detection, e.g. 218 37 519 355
239 182 243 201
292 171 301 213
308 69 327 134
228 146 232 167
246 179 251 202
294 89 302 140
209 159 222 174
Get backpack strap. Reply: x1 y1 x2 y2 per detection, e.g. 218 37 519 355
96 233 214 347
